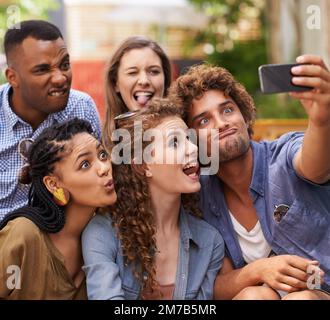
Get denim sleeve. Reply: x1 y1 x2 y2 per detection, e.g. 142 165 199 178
196 230 225 300
272 132 330 186
81 214 124 300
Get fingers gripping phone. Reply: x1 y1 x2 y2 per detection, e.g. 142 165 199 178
258 63 313 94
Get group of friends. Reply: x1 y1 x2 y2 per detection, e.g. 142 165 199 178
0 20 330 300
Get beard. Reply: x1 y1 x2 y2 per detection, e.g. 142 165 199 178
218 135 250 163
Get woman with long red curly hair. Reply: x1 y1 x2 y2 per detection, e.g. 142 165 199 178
82 98 224 300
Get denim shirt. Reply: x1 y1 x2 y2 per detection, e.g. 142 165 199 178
0 83 101 221
200 132 330 287
82 206 224 300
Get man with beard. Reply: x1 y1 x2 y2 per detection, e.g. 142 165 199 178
169 55 330 300
0 20 101 221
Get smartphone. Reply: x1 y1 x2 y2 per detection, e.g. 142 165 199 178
258 63 313 94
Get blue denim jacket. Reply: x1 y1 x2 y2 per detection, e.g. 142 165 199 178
200 132 330 287
82 206 224 300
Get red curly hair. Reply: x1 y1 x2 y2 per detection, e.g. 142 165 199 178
107 98 201 298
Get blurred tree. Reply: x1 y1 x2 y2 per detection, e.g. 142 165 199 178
187 0 306 119
186 0 267 93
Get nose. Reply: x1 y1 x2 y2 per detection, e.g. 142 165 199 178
214 113 229 131
186 139 198 159
137 71 150 86
97 159 112 176
51 68 67 87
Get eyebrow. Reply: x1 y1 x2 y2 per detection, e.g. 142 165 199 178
191 99 233 123
125 64 161 71
32 54 70 70
74 142 102 164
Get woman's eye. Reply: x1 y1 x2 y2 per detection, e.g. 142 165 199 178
99 150 108 160
169 137 179 148
149 69 160 75
80 161 90 169
200 118 209 125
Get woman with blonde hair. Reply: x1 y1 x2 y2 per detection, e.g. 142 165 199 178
82 98 224 300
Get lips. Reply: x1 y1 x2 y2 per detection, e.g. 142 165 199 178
104 178 114 191
182 162 200 181
48 87 69 97
218 128 237 140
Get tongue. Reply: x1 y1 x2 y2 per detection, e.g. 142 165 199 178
183 167 197 176
136 95 150 105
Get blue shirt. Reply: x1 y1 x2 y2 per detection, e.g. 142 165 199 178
0 83 101 221
200 132 330 287
82 206 224 300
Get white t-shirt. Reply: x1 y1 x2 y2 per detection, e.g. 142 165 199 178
229 211 272 264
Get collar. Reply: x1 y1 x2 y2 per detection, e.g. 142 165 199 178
249 141 266 197
178 205 199 250
2 84 20 129
2 83 72 129
203 140 266 213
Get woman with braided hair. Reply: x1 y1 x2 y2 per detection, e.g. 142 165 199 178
0 118 117 299
82 98 224 300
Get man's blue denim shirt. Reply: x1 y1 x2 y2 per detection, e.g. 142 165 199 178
82 206 224 300
200 132 330 287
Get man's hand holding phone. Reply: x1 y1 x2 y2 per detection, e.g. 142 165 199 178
290 55 330 128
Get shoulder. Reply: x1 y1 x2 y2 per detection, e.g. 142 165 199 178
260 132 303 154
82 213 117 243
68 89 94 103
0 217 44 247
0 83 9 112
255 132 304 166
185 213 224 248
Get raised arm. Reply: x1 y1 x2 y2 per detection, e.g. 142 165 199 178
291 55 330 184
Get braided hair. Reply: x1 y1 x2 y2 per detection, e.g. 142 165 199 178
0 118 94 233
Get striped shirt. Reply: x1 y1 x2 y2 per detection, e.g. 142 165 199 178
0 83 101 221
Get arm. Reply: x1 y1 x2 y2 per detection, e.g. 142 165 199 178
290 55 330 184
81 215 125 300
214 255 323 300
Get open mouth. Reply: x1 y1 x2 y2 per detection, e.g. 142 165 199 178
182 162 200 179
48 88 68 97
133 91 154 106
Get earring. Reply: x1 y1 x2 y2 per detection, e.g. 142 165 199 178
145 171 152 178
53 188 70 206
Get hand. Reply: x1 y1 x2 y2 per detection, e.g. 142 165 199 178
256 255 324 293
290 55 330 127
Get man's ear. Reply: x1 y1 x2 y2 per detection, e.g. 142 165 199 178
43 175 61 194
5 67 19 88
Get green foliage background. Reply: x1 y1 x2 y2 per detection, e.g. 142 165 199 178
187 0 306 119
